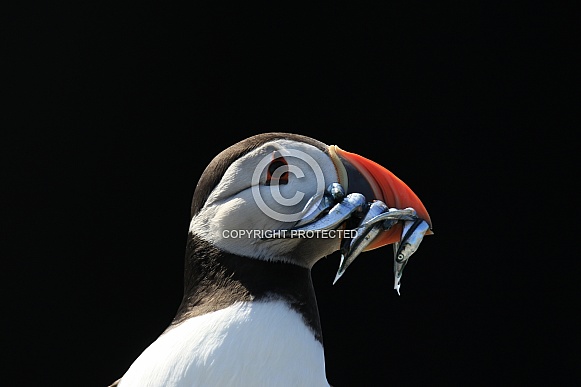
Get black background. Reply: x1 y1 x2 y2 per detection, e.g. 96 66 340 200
4 2 577 386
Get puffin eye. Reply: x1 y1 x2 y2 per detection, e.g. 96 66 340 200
266 156 289 185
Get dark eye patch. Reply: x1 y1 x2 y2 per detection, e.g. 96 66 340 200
190 133 328 218
266 157 289 185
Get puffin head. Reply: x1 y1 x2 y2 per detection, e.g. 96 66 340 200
189 132 431 270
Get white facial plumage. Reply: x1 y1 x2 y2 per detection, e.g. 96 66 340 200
189 139 341 267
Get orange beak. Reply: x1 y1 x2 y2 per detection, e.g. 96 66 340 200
329 145 432 250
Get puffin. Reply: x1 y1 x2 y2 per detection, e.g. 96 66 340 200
110 132 432 387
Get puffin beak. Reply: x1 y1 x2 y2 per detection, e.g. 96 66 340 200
329 145 433 250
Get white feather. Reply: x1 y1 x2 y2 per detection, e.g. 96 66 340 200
118 300 329 387
190 140 341 266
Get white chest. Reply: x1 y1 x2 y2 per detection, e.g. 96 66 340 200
118 300 329 387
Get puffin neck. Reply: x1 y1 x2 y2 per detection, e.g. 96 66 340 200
170 233 323 342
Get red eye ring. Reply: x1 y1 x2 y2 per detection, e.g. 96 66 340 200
266 156 289 185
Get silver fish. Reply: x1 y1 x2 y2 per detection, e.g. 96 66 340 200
289 192 366 233
393 219 430 295
292 183 346 228
334 200 389 283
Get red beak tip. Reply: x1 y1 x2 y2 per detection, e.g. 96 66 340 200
332 145 432 251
